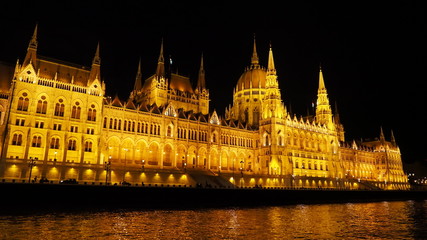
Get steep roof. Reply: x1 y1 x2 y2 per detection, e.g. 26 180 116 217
36 56 91 86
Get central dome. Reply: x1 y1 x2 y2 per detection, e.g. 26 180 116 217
236 66 267 91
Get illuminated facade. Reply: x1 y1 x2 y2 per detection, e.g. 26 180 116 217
0 26 408 189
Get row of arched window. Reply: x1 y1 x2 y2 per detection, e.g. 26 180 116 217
18 94 97 121
295 160 329 171
177 127 208 141
11 133 93 152
103 117 160 135
221 135 253 148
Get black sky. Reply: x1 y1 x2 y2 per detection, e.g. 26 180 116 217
1 1 426 171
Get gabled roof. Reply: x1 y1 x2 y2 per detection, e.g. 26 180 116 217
111 95 123 107
150 103 161 114
125 100 136 110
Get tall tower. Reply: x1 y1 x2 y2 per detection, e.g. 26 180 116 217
156 39 166 79
315 66 333 129
196 54 209 114
262 44 285 119
227 36 266 126
260 44 289 175
88 43 101 86
129 58 143 101
23 24 38 67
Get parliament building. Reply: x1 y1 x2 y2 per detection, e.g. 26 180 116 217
0 26 408 190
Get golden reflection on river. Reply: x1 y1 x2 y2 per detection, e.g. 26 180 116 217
0 200 426 239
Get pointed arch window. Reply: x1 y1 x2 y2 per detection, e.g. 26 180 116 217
265 134 270 146
36 96 48 114
71 102 81 119
212 132 217 143
31 135 42 147
68 139 77 151
87 104 96 121
278 136 283 146
167 126 172 137
12 133 23 146
84 141 93 152
17 93 29 111
54 99 65 116
50 137 60 149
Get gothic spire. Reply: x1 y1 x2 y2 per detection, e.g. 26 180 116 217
155 38 165 78
251 34 259 67
23 24 38 67
133 58 142 91
380 126 385 142
334 101 341 124
391 129 396 146
267 43 276 75
88 42 101 85
319 64 326 90
315 65 333 126
92 42 101 65
197 53 206 90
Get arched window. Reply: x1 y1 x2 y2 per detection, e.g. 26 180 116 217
265 135 270 146
50 137 60 149
12 133 23 146
17 93 29 111
253 107 259 125
32 136 42 147
84 141 93 152
212 132 217 143
87 104 96 121
278 136 283 146
71 102 81 119
0 105 4 125
68 139 77 150
54 99 65 116
36 96 48 114
103 117 107 128
167 126 172 137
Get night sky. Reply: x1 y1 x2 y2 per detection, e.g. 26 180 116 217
1 1 426 172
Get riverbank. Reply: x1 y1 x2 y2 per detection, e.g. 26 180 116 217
0 182 425 212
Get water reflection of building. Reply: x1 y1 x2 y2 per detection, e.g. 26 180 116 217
0 26 408 189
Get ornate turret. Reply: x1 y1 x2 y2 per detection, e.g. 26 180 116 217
315 65 333 128
263 44 284 118
23 24 38 67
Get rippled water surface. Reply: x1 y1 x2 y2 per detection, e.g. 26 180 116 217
1 201 426 239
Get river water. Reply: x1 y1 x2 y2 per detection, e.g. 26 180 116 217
0 200 426 239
